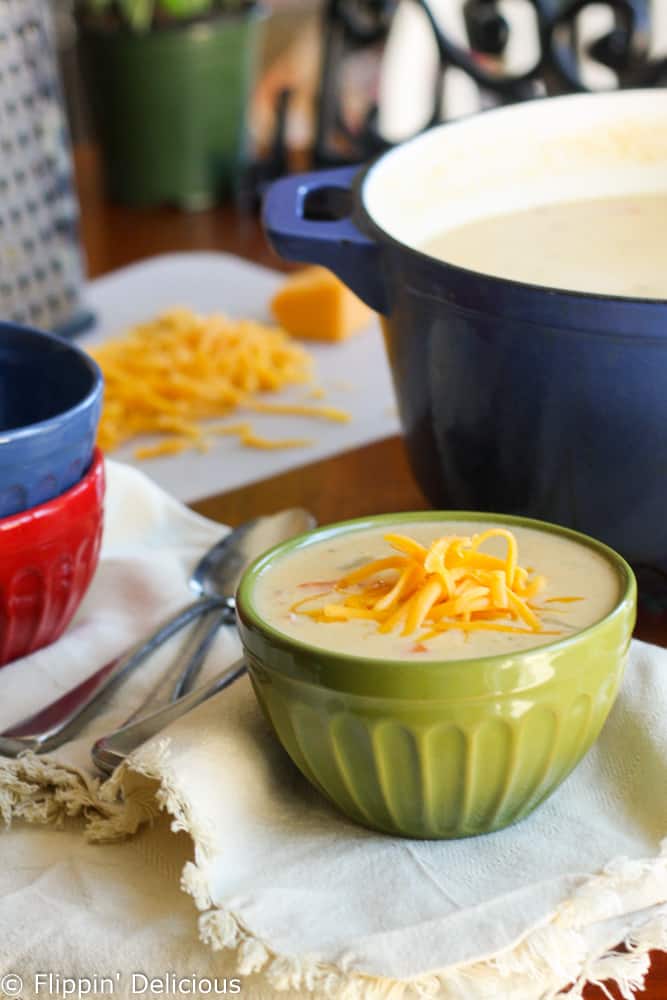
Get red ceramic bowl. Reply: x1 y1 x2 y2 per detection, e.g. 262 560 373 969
0 449 105 667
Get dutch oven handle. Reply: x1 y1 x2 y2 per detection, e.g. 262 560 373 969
263 166 388 314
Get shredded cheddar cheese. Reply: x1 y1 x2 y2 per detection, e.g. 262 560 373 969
213 422 313 450
89 308 350 459
292 529 577 641
247 401 351 423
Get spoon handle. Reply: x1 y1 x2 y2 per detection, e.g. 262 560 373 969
120 603 233 725
170 604 232 700
0 595 223 755
91 658 248 774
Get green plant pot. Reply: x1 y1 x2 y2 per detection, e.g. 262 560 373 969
79 8 262 209
236 512 637 840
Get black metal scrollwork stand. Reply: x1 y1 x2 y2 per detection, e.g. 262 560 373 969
310 0 665 167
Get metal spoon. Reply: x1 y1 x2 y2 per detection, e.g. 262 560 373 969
92 657 248 775
115 507 314 722
0 508 313 756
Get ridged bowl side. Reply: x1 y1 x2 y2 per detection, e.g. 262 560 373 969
0 450 105 667
247 637 628 839
0 396 101 519
238 510 636 840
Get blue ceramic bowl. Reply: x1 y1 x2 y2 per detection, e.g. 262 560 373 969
0 323 102 518
263 90 667 575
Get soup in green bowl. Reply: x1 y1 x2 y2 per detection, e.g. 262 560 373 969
236 512 636 839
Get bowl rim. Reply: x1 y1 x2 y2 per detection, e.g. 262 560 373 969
0 322 103 445
236 510 637 673
0 447 105 533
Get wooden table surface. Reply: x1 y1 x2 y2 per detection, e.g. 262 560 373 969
75 144 666 1000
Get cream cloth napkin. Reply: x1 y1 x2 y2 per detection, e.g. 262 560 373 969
0 461 666 1000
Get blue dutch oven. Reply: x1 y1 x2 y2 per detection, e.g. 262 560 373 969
264 90 667 573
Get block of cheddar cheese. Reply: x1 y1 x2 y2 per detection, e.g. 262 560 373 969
270 266 373 342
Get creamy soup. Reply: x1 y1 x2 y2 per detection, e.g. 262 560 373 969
253 520 621 660
420 193 667 298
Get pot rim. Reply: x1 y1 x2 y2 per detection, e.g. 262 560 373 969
353 89 667 323
237 510 637 676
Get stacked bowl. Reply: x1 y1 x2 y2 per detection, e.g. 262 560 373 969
0 322 104 666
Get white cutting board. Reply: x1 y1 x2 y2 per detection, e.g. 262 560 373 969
82 253 400 504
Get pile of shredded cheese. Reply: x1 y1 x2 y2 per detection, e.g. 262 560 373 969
89 308 350 459
293 529 580 640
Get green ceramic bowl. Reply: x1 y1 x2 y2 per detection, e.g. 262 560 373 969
236 512 636 839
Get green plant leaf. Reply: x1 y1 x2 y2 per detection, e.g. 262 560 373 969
80 0 223 29
158 0 216 15
118 0 155 31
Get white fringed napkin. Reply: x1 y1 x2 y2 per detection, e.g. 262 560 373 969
0 461 665 1000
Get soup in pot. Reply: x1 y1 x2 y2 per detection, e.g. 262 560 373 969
254 519 621 661
420 193 667 298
